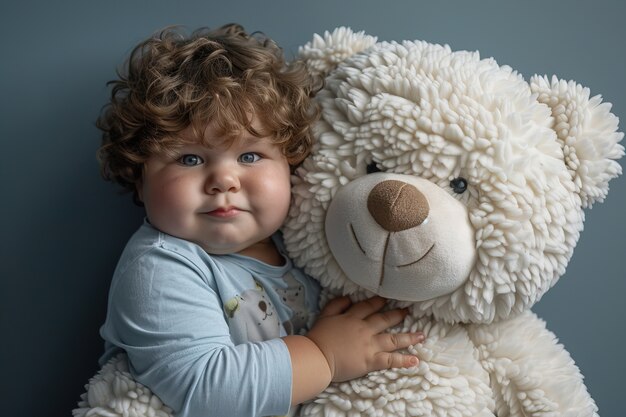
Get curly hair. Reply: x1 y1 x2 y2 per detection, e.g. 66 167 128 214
97 23 321 203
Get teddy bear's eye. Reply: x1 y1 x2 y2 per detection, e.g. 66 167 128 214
366 161 382 174
450 177 468 194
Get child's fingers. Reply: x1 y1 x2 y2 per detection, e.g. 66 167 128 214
376 332 425 352
372 351 419 370
365 307 408 332
345 296 386 318
318 296 352 317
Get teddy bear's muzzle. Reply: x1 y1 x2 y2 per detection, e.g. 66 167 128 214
325 173 476 301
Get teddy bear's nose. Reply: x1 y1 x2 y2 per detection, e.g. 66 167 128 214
367 180 430 232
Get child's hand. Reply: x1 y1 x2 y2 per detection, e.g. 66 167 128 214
306 296 424 382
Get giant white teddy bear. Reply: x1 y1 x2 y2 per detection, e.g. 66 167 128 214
281 28 623 416
74 28 623 417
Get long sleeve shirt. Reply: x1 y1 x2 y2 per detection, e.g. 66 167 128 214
99 220 320 417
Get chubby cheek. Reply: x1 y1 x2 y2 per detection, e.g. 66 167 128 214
141 176 197 236
253 166 292 224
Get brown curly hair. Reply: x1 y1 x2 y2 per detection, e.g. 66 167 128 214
97 23 321 204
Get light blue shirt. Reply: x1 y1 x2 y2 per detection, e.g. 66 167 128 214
99 220 320 417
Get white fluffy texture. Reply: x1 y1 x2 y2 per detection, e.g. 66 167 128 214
299 311 597 417
298 27 378 77
467 311 598 417
73 354 173 417
301 315 495 417
530 75 624 208
281 27 622 417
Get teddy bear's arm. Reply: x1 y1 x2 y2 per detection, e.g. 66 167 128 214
299 314 497 417
468 310 599 417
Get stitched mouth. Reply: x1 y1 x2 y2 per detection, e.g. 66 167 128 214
349 223 367 255
349 223 434 268
396 243 435 268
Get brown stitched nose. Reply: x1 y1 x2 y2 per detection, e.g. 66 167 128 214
367 180 430 232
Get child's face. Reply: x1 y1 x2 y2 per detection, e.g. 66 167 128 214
138 121 292 256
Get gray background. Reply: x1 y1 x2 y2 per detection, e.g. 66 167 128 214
1 1 624 415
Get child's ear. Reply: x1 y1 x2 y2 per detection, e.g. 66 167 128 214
136 181 144 202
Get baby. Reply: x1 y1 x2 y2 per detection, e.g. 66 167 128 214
96 23 424 417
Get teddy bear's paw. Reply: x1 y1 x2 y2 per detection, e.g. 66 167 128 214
300 341 494 417
300 376 494 417
72 354 173 417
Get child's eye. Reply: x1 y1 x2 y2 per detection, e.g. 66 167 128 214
238 152 261 164
178 154 204 166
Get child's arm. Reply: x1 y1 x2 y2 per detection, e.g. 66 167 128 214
284 296 424 405
102 244 298 417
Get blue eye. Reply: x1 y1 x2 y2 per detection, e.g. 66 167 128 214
179 154 203 166
239 152 261 163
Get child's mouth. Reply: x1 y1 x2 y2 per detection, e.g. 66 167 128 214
207 206 241 218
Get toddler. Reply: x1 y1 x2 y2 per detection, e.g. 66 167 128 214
97 23 424 417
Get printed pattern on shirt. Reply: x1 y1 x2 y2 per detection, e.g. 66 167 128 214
224 280 282 342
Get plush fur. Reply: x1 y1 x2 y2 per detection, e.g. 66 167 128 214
281 28 623 416
73 354 173 417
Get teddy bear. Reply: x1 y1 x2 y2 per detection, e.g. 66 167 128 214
281 27 624 416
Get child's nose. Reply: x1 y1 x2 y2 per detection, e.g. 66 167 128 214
205 166 241 194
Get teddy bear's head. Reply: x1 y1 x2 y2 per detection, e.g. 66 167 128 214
283 28 623 324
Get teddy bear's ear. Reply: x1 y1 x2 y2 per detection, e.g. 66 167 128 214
297 27 377 78
530 75 624 208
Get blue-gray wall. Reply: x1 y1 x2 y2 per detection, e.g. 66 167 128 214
1 1 624 415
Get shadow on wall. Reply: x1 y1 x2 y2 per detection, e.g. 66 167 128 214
3 108 145 415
